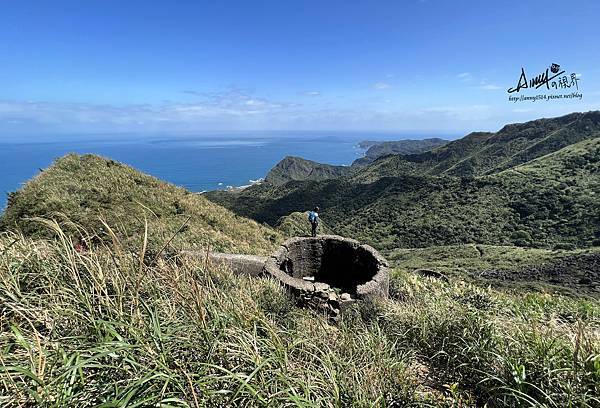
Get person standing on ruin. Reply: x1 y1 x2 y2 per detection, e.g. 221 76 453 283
308 206 320 237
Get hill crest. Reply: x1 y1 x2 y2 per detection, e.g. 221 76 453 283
1 154 282 255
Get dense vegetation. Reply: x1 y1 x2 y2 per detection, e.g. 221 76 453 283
0 154 281 255
1 227 598 406
353 111 600 181
208 137 600 254
208 113 600 253
266 138 451 185
389 244 600 298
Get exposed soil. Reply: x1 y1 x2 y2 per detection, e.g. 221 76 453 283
475 253 600 297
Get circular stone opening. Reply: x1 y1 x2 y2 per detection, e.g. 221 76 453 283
263 236 389 311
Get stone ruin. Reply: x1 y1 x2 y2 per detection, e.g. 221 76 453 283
205 235 390 317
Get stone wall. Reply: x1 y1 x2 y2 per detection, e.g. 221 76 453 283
263 235 389 317
184 235 390 319
208 252 267 277
181 251 268 277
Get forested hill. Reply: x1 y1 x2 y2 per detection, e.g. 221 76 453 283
265 137 450 185
353 111 600 182
206 112 600 252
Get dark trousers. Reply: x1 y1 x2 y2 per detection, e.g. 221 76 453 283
311 222 318 237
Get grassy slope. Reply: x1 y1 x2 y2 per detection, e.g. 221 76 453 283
265 156 351 186
274 211 335 237
0 154 282 255
353 110 600 182
1 145 599 405
207 137 600 252
352 138 450 166
390 244 600 297
265 139 451 186
1 230 598 406
495 136 600 181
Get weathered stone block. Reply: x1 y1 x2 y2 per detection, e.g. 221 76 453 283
206 252 267 277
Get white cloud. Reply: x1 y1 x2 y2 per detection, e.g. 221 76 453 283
462 76 502 91
302 91 321 96
2 85 598 134
181 87 291 110
373 82 392 90
0 87 297 133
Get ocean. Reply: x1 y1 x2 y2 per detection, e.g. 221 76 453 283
0 131 436 211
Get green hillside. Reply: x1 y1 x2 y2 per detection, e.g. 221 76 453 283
0 154 281 255
275 211 335 237
389 244 600 298
496 136 600 181
353 111 600 182
265 138 448 186
206 122 600 255
265 138 450 185
1 138 599 406
264 156 351 185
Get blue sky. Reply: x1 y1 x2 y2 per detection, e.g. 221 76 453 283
1 0 599 136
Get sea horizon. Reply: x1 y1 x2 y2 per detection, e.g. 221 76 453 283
0 130 459 211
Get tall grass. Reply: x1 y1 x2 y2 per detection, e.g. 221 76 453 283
383 275 600 406
1 220 599 406
0 221 414 407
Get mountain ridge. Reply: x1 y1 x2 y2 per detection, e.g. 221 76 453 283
354 111 600 181
206 112 600 252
